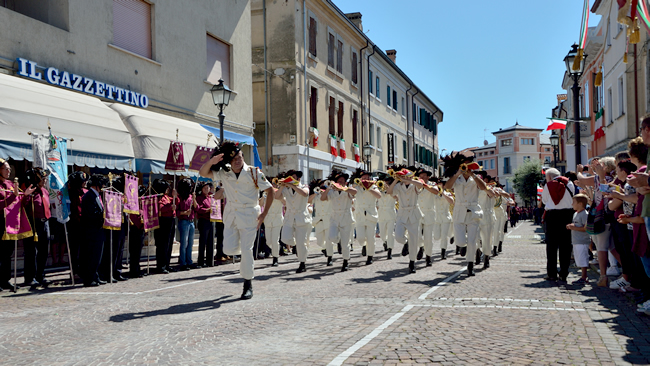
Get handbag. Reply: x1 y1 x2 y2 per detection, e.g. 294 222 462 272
586 199 606 235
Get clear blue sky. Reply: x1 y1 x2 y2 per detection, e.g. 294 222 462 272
336 0 599 154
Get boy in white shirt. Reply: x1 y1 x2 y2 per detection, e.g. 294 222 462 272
567 193 590 284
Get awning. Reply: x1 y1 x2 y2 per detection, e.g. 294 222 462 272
109 103 262 174
0 73 135 169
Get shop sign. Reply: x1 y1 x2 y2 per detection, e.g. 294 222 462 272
16 57 149 108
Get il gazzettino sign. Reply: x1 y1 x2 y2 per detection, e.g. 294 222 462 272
16 57 149 108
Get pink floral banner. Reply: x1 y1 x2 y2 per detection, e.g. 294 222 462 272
189 146 214 172
123 174 139 214
103 190 123 230
141 195 160 232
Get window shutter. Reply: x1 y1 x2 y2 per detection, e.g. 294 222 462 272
113 0 152 59
206 34 231 86
432 119 437 135
309 17 317 56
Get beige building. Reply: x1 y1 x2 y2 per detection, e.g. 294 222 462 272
0 0 259 174
251 0 442 180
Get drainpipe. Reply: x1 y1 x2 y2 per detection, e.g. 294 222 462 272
430 105 439 174
410 87 419 165
359 40 369 168
634 43 639 135
405 84 412 164
366 45 376 170
303 0 309 179
263 0 269 167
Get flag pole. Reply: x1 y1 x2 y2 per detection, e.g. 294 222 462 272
108 172 114 284
147 172 152 275
63 222 74 286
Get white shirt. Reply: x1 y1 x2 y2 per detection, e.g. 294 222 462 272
434 192 453 223
452 175 482 224
353 185 379 222
263 191 284 227
312 192 331 227
327 189 354 225
282 185 312 226
418 188 437 225
393 182 423 224
377 193 397 222
541 180 575 210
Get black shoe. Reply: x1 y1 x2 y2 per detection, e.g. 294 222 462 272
327 256 333 266
26 279 40 289
450 237 455 244
114 275 128 281
483 256 490 269
409 261 416 274
296 262 306 273
241 280 253 300
366 256 373 265
401 242 409 256
498 241 502 253
441 249 446 260
272 257 279 267
341 259 349 272
544 276 558 281
84 281 100 287
460 246 467 257
455 246 460 255
97 279 107 285
0 282 18 291
337 243 342 254
179 265 190 271
321 249 327 257
492 246 498 257
362 246 367 256
417 247 424 260
558 276 567 283
166 266 178 273
475 250 482 265
467 262 475 276
383 242 388 251
426 255 432 267
157 267 169 274
350 244 354 251
292 246 297 256
387 248 392 260
189 264 201 269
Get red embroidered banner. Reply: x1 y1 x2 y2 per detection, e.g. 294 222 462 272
164 141 185 171
189 146 214 172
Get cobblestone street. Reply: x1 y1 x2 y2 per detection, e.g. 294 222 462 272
2 221 650 365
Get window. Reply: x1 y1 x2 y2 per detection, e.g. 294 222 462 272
376 77 380 99
415 144 419 162
478 152 483 157
369 122 375 145
376 126 382 148
545 147 550 152
618 77 625 116
206 34 231 86
309 16 317 56
401 97 405 116
1 0 70 30
352 109 358 144
584 81 590 117
523 156 531 162
309 87 318 128
608 87 613 123
336 39 343 73
351 50 358 84
490 151 494 155
412 103 417 123
337 101 344 139
521 138 534 145
503 157 511 174
607 20 611 47
501 139 512 147
368 70 373 94
328 96 336 135
392 90 397 110
328 33 335 68
387 85 391 106
490 159 494 170
545 156 551 164
113 0 152 59
403 139 407 158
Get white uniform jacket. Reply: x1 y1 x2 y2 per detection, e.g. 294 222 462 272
263 192 284 228
452 175 483 224
418 189 437 225
353 185 379 223
312 192 331 232
327 189 354 225
393 182 423 225
282 185 312 226
377 193 397 222
434 192 453 223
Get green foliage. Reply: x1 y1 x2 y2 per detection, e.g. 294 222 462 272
511 159 544 207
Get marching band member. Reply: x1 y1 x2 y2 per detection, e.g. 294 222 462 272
264 176 285 267
321 170 357 272
475 171 497 269
433 178 454 260
444 152 487 276
351 169 381 265
417 168 439 267
276 170 311 273
376 174 397 260
200 141 273 300
387 166 424 274
23 168 52 288
309 179 334 266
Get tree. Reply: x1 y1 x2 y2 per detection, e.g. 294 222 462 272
511 159 544 207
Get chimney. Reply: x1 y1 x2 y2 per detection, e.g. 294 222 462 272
345 12 362 31
386 49 397 63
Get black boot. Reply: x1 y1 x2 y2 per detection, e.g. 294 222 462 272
272 257 279 267
338 242 342 254
498 241 503 253
241 280 253 300
366 256 373 265
326 256 333 266
362 246 367 256
387 248 392 260
455 246 460 255
460 246 467 257
401 242 409 256
441 248 446 260
450 236 455 244
296 262 306 273
292 246 297 256
475 249 482 265
426 255 432 267
383 242 388 251
483 256 490 269
321 249 327 257
409 260 416 274
341 259 349 272
417 247 424 260
492 246 498 257
350 244 354 251
467 262 475 276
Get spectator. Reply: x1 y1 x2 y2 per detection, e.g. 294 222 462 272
541 168 575 282
567 193 590 284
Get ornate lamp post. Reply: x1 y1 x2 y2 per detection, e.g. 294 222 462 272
210 79 233 144
549 132 560 168
363 142 373 172
563 44 587 166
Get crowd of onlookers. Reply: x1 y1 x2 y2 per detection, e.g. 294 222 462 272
540 116 650 315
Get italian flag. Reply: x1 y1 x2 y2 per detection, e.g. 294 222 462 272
330 135 338 157
546 118 567 131
353 143 360 163
311 127 319 147
638 0 650 36
339 138 346 159
573 0 590 71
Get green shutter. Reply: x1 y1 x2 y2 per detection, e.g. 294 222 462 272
432 118 437 135
419 109 425 126
434 153 438 169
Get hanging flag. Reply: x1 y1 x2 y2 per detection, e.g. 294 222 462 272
103 190 123 230
311 128 319 147
210 197 222 223
330 135 338 157
353 143 360 163
2 196 33 240
574 0 590 71
141 195 159 232
32 133 70 223
638 0 650 35
189 146 214 172
537 184 543 201
546 119 568 131
123 174 139 214
164 141 185 171
339 138 346 159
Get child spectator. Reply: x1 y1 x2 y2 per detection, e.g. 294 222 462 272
567 193 590 284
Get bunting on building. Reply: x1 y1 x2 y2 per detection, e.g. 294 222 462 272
339 138 346 159
329 135 338 157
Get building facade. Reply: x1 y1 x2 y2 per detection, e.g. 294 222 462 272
492 123 545 192
471 143 497 178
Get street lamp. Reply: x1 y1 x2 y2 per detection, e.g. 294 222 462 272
564 43 587 167
363 142 373 172
549 132 560 168
210 79 233 144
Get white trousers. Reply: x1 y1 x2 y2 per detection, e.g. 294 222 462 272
330 221 352 260
453 222 480 263
421 223 434 256
282 223 310 263
315 229 334 256
378 220 395 250
395 220 420 261
479 221 493 255
356 222 378 256
266 225 282 258
224 224 258 280
433 222 452 250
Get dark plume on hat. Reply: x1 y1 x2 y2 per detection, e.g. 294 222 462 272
442 151 474 178
210 140 241 172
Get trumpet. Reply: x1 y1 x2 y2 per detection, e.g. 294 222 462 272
314 186 321 194
376 180 386 191
387 168 395 178
460 163 468 172
354 177 362 185
272 177 279 185
323 180 331 188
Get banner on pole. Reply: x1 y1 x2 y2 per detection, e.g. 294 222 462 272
164 141 185 171
210 197 222 222
141 195 160 232
2 197 33 240
32 133 70 223
189 146 214 172
123 174 139 214
103 190 123 230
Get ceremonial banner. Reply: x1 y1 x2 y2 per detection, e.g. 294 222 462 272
123 174 139 214
339 138 346 159
164 141 185 171
2 197 33 240
141 195 160 232
189 146 214 172
32 133 70 223
103 190 123 230
210 197 222 222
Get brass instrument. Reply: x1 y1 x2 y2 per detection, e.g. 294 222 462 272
376 180 386 191
460 163 468 172
331 183 348 191
387 168 395 178
323 180 331 188
272 177 279 185
354 178 362 185
314 186 321 194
